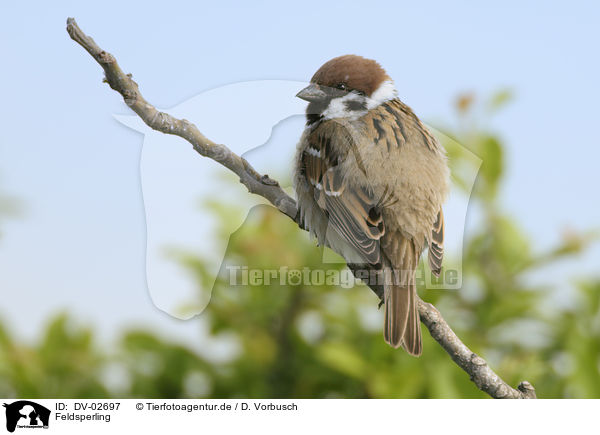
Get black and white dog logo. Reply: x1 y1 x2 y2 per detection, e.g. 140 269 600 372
3 401 50 432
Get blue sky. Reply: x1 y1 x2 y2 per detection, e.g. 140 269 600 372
0 1 598 345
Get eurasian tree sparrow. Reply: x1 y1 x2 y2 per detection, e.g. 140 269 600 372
293 55 449 356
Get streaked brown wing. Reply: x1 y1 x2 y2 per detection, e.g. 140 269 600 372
301 127 384 265
428 209 444 276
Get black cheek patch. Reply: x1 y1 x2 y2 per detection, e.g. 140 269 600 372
344 99 367 112
306 98 332 126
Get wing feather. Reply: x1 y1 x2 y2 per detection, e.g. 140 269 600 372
428 210 444 276
302 128 384 265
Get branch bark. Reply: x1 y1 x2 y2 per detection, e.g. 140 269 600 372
66 17 536 399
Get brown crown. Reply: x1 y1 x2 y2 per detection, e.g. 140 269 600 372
310 55 390 97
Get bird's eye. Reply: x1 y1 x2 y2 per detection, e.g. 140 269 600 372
336 83 347 91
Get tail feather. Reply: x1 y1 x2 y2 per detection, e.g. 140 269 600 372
401 275 422 356
382 237 422 356
383 281 409 348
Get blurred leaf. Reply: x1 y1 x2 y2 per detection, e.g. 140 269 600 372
488 89 514 112
316 341 367 380
456 92 475 113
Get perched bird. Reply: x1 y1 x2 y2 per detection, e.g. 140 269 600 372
293 55 449 356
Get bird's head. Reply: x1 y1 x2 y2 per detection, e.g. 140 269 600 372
297 55 397 125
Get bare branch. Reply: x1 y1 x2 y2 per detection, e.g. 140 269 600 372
65 18 296 221
418 300 536 398
66 17 536 399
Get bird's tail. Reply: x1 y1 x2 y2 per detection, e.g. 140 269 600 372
383 238 422 356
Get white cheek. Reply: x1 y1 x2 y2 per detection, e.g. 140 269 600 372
367 80 397 109
322 93 367 120
321 80 398 120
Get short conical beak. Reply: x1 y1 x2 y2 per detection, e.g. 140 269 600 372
296 84 327 103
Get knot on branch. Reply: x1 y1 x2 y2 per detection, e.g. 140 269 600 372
98 50 114 64
122 89 138 106
517 381 537 399
260 174 279 186
470 353 487 366
494 383 511 398
126 73 139 87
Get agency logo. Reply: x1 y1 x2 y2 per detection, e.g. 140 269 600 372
3 401 50 433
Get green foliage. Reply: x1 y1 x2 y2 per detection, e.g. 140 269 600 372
0 179 22 240
0 314 108 398
542 281 600 398
0 92 598 398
